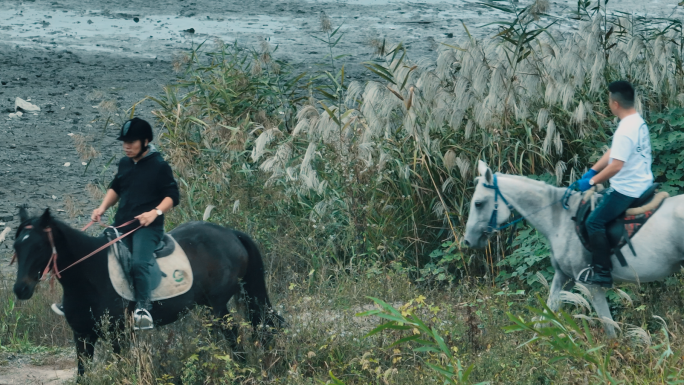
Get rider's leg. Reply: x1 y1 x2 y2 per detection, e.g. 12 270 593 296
580 188 635 287
128 226 163 329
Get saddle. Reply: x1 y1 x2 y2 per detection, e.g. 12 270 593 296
573 183 669 267
105 230 193 301
153 234 176 259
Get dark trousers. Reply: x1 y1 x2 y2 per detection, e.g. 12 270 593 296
585 188 636 235
585 188 635 270
122 225 163 308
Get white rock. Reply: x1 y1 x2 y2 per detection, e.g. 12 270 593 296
15 97 40 112
81 162 87 166
0 227 11 244
52 195 57 200
64 162 71 167
8 111 23 118
67 133 74 136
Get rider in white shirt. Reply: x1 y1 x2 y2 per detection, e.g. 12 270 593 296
576 81 653 287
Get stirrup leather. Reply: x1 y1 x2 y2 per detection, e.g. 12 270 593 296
133 308 154 330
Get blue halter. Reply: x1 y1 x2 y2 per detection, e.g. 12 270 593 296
481 174 578 238
482 174 524 234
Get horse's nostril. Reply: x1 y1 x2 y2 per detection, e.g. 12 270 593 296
464 240 470 247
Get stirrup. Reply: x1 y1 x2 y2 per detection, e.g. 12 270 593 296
51 303 65 317
576 266 594 282
133 308 154 330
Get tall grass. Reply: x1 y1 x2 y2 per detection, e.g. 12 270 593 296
152 2 684 277
0 273 71 350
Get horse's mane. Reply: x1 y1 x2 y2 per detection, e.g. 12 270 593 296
497 173 555 188
15 214 102 242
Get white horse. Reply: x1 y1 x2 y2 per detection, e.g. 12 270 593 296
463 161 684 337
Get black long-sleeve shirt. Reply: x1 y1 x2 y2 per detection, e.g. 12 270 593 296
109 149 180 230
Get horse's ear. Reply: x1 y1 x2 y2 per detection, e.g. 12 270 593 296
18 206 30 223
39 208 52 228
477 160 493 184
477 160 488 176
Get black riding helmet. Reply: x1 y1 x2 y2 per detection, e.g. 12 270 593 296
117 118 153 143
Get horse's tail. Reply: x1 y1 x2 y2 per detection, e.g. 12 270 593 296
234 230 285 330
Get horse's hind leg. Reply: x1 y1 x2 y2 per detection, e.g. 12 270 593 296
587 285 617 338
208 284 242 357
74 331 98 376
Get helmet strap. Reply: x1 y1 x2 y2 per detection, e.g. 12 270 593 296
136 139 149 158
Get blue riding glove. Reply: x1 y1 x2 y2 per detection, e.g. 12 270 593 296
578 178 592 192
581 169 597 180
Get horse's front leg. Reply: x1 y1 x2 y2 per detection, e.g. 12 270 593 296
546 270 572 312
586 285 617 338
534 270 572 329
75 331 98 377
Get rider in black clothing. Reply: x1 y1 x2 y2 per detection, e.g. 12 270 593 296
51 118 179 330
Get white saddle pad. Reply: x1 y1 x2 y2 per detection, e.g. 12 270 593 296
108 235 193 301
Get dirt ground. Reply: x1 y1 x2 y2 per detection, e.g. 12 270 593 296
0 0 682 382
0 365 73 385
0 352 74 385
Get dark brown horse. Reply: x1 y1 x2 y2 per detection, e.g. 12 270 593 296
12 207 283 376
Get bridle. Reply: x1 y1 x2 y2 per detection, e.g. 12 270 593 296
481 173 576 238
482 174 524 235
10 219 141 285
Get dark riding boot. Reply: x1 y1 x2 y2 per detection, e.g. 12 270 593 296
578 232 613 288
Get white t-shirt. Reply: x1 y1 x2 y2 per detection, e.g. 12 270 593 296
609 113 653 198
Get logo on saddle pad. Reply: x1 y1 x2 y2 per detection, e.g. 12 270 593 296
173 270 184 283
108 235 193 301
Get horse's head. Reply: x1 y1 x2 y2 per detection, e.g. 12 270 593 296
13 208 55 300
463 161 512 248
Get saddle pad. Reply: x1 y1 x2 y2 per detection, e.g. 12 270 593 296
108 235 193 301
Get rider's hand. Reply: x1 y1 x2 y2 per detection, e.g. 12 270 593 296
91 207 106 222
581 169 597 180
578 178 592 192
136 210 158 227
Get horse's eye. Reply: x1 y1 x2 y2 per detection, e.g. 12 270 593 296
474 202 483 209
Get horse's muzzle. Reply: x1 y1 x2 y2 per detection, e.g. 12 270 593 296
463 230 488 249
13 280 37 300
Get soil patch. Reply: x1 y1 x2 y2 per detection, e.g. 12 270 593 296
0 352 74 385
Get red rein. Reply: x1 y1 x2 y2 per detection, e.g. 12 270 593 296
10 219 141 286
